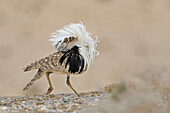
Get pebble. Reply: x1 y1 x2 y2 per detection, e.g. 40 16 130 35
0 91 108 112
1 106 8 110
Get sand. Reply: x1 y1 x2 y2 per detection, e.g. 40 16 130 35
0 0 170 96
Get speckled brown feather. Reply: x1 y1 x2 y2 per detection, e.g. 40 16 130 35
24 52 64 72
23 69 44 91
23 52 68 91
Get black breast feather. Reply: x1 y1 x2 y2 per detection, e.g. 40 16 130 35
59 46 85 74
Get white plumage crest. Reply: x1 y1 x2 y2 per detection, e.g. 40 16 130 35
49 22 99 69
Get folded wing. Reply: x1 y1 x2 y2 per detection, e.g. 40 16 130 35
23 52 63 72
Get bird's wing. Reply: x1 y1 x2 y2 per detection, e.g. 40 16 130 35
23 52 64 72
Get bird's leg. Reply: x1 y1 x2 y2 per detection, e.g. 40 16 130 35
23 69 44 91
46 72 53 94
66 75 80 97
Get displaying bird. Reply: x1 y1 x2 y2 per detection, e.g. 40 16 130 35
23 22 99 96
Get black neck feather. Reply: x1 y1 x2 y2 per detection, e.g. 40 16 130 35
59 46 85 74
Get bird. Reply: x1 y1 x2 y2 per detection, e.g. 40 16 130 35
23 22 99 96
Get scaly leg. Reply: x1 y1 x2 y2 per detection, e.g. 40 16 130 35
46 72 53 94
66 75 80 96
23 69 44 91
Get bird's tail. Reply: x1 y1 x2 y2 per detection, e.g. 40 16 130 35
23 69 44 91
23 61 40 72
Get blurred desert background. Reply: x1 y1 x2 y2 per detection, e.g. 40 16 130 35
0 0 170 97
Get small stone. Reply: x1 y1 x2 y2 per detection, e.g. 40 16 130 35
1 106 8 110
0 91 106 112
38 106 47 112
62 97 70 103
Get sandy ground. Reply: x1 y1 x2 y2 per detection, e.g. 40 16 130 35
0 91 106 112
0 0 170 96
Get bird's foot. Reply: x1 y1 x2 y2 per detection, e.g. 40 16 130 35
45 87 53 95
